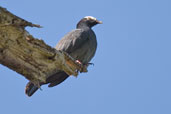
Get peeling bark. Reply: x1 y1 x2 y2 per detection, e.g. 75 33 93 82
0 7 87 85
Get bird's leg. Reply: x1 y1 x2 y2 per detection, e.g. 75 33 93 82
75 60 86 73
75 60 82 72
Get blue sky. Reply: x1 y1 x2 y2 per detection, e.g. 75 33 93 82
0 0 171 114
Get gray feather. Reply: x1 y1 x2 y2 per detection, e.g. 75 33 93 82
56 29 97 64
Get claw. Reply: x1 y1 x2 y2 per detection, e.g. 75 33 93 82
87 62 94 66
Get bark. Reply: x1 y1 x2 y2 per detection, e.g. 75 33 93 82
0 7 87 85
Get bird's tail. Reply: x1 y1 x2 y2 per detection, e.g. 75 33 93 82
25 72 69 97
25 82 39 97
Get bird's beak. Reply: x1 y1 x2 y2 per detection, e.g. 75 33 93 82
97 20 103 24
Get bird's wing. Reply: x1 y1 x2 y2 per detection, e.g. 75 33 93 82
47 71 69 87
55 29 89 54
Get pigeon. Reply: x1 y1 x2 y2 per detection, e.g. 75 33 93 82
25 16 102 97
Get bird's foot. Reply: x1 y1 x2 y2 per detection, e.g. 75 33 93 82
75 60 94 73
75 60 82 65
75 60 83 73
75 60 86 73
80 63 94 73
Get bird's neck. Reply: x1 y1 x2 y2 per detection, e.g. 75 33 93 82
76 23 91 29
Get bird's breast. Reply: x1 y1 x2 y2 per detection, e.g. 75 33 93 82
70 31 97 64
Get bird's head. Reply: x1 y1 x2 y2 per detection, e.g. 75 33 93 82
77 16 102 29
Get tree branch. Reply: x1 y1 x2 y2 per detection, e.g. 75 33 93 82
0 7 87 85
